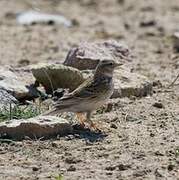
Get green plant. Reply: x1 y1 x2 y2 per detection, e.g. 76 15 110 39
0 104 41 122
54 174 64 180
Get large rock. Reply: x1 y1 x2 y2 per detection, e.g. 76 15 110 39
0 116 72 140
31 63 85 93
112 68 153 98
0 88 18 110
64 40 131 70
0 67 37 100
81 68 152 98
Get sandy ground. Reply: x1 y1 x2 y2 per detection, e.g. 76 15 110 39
0 0 179 179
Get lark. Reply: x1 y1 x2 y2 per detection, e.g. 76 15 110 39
44 60 122 129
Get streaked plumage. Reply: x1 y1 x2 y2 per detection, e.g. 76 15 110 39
43 59 122 129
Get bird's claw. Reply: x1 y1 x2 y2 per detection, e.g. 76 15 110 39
89 123 102 132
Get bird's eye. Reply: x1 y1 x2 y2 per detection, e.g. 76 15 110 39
109 62 113 66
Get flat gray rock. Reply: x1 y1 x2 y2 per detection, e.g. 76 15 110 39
112 68 153 98
0 68 32 99
0 67 40 100
64 40 131 70
31 63 85 93
0 116 72 140
81 68 153 98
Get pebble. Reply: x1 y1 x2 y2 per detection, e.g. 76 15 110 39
152 102 164 108
32 166 39 171
110 123 118 129
67 165 76 171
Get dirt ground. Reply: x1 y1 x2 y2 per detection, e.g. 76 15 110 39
0 0 179 179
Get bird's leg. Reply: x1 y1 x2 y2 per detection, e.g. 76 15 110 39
86 111 92 124
76 112 86 127
86 111 99 130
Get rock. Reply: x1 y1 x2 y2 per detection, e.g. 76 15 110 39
167 164 175 171
152 102 164 108
112 68 153 98
152 80 162 87
16 11 72 27
64 40 131 70
172 32 179 52
117 0 125 5
0 88 18 110
65 157 80 164
117 163 130 171
125 115 139 122
140 20 156 27
110 123 118 129
31 63 85 93
67 165 76 172
80 68 152 98
0 116 72 140
0 67 38 100
52 88 67 100
105 166 116 171
32 166 40 172
18 59 30 67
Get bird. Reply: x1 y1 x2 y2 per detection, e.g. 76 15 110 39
43 59 122 129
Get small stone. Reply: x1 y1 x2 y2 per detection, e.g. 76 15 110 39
154 151 164 156
51 142 58 148
106 171 113 175
117 164 130 171
65 134 75 140
110 123 117 129
117 0 125 5
155 169 164 177
18 59 30 67
67 165 76 171
152 80 162 87
52 88 66 100
32 166 39 171
140 20 156 27
153 102 164 108
106 103 113 112
125 115 138 122
65 157 79 164
150 133 155 137
167 164 174 171
105 166 116 171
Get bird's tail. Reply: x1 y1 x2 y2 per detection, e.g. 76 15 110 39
42 101 70 116
42 108 62 116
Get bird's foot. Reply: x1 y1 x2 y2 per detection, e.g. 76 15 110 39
76 112 86 128
89 122 102 132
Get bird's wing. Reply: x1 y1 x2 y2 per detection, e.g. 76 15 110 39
69 77 99 98
53 77 98 108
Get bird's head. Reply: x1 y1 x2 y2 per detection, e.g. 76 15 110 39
95 59 122 78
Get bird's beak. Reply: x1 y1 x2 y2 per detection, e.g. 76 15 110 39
114 62 123 68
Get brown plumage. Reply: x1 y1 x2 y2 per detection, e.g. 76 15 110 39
43 60 122 129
